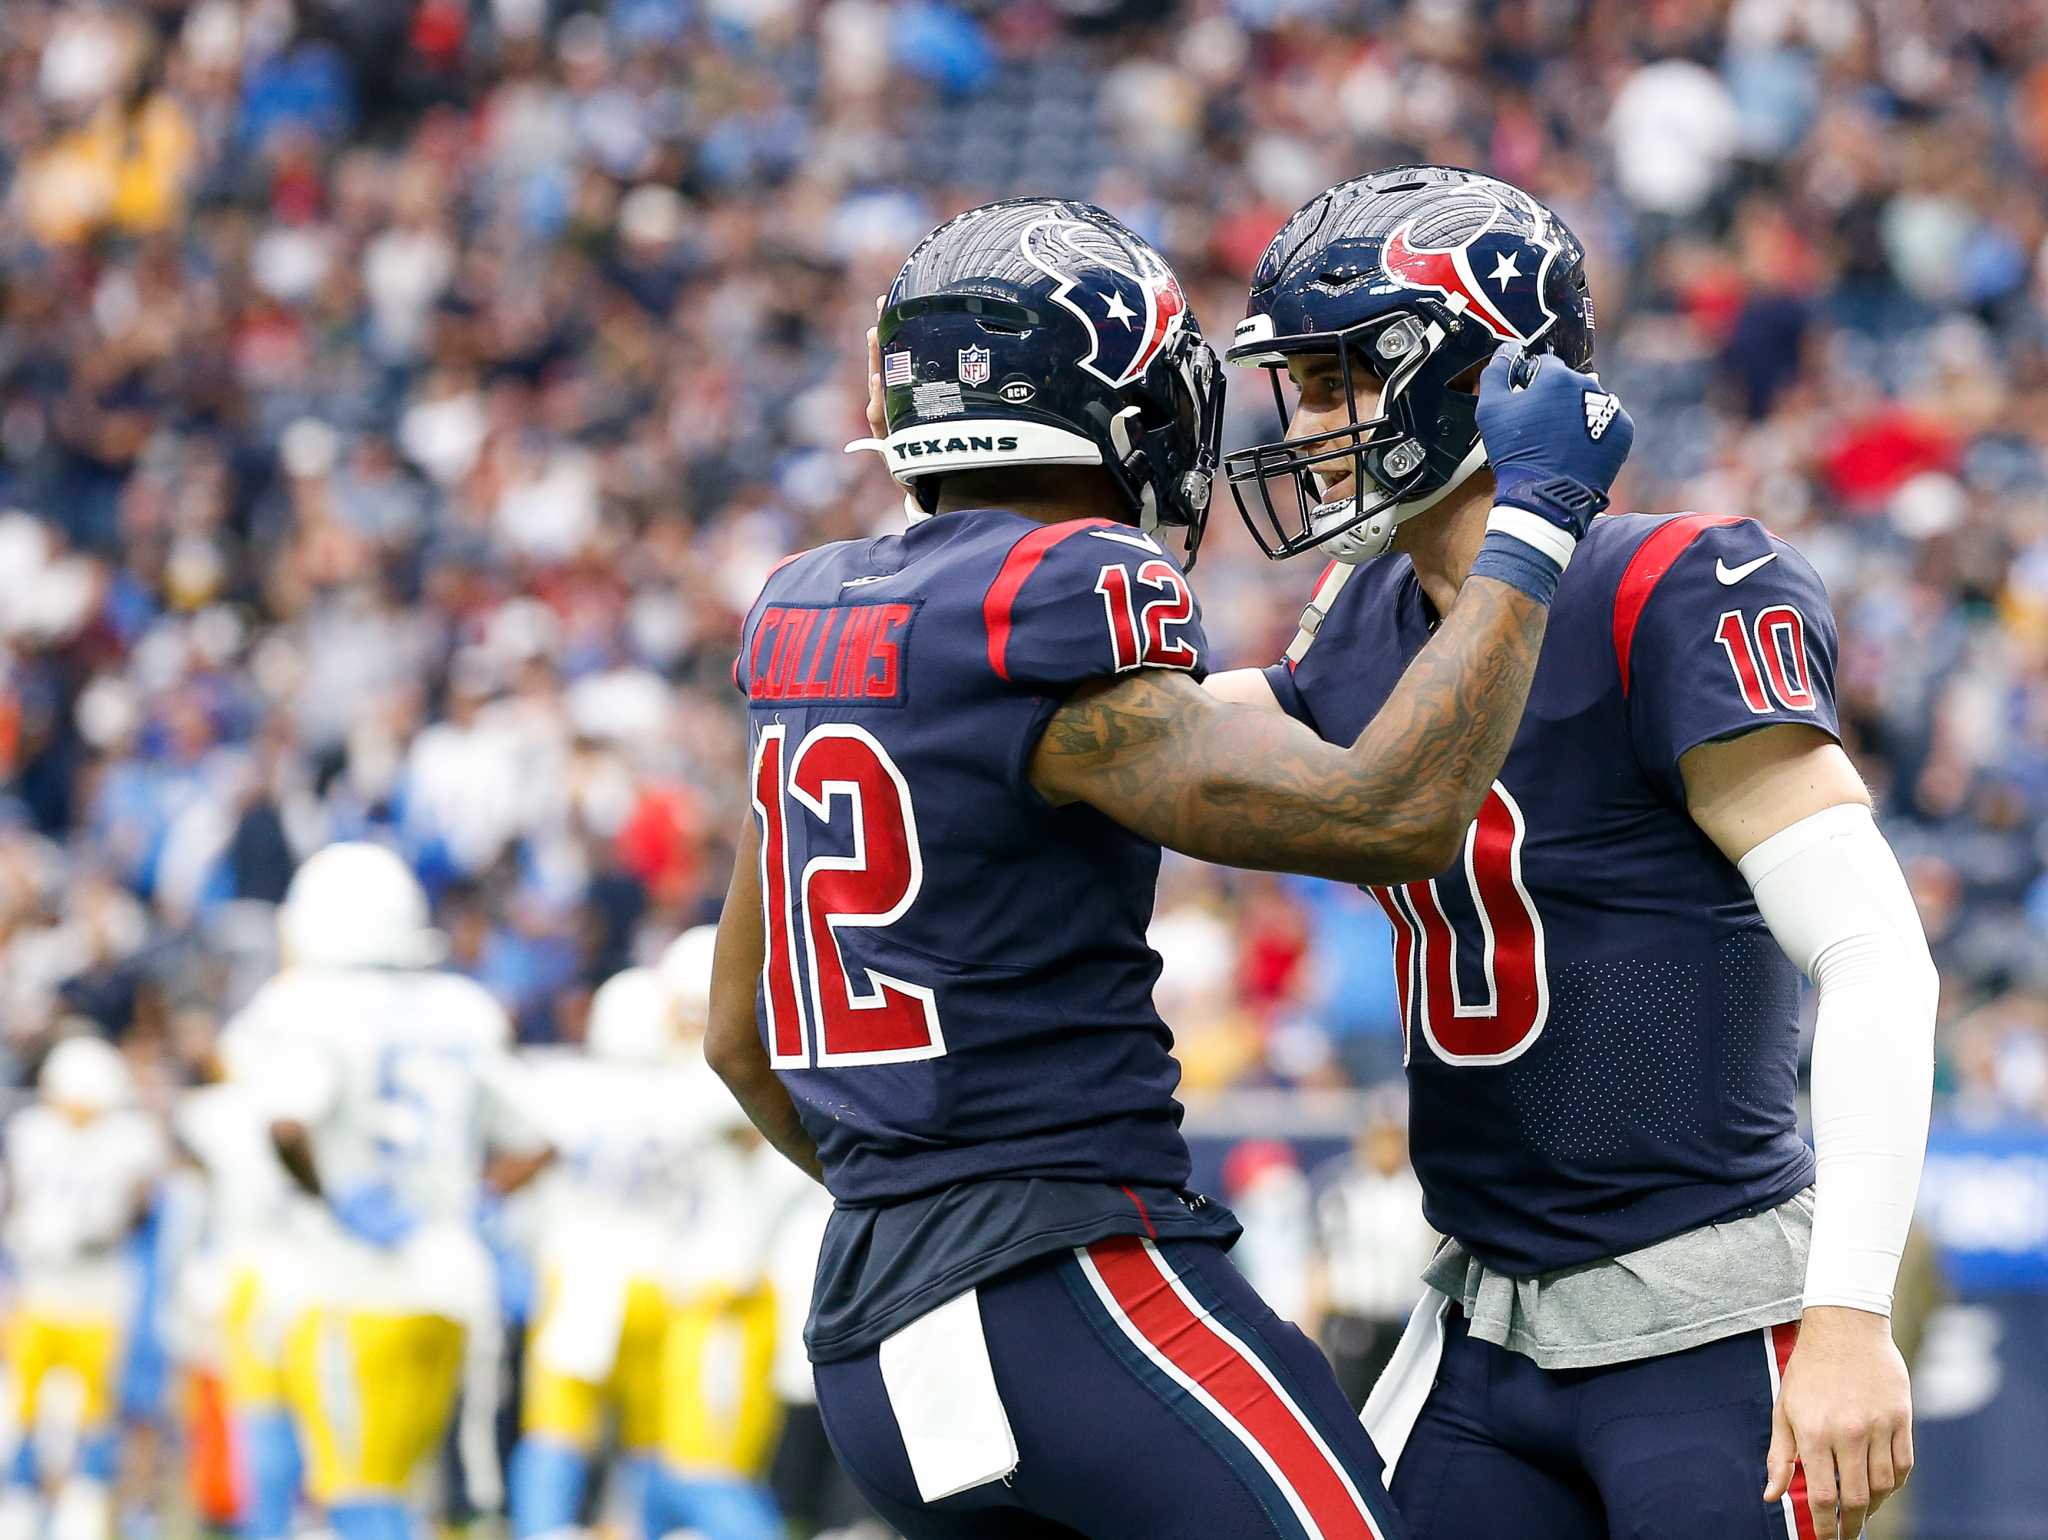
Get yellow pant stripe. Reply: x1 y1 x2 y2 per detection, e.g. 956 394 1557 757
521 1275 669 1454
6 1314 122 1430
659 1286 782 1480
223 1265 286 1410
283 1309 465 1503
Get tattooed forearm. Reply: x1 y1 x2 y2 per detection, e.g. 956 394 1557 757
1031 575 1548 884
1350 575 1550 866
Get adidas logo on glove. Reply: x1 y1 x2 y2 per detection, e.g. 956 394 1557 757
1583 390 1621 440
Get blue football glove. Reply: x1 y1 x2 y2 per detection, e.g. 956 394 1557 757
1469 344 1635 604
329 1180 420 1250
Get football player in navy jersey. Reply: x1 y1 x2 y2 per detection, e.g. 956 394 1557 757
702 196 1633 1540
1207 165 1938 1540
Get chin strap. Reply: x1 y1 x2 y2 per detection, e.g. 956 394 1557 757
1318 439 1491 565
1284 560 1362 664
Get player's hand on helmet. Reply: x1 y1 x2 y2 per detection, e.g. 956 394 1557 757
1476 342 1634 544
329 1180 420 1250
1765 1306 1914 1540
1465 344 1634 604
865 293 889 442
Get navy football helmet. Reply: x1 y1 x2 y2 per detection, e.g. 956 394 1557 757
872 198 1224 563
1224 165 1595 562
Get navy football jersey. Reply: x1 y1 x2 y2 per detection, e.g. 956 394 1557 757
735 506 1213 1206
1265 513 1836 1276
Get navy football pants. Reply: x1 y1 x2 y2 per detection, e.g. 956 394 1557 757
815 1237 1407 1539
1391 1308 1815 1540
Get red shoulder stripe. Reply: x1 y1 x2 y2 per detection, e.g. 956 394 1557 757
983 518 1122 681
1611 513 1743 697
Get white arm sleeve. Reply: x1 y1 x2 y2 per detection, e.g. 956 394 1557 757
1737 803 1938 1316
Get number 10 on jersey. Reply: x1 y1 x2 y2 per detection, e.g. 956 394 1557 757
751 722 945 1069
1368 783 1550 1066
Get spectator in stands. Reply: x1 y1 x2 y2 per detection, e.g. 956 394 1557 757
1306 1088 1439 1410
1 0 2046 1526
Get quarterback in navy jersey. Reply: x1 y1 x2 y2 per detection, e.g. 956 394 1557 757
1210 166 1938 1540
703 196 1634 1540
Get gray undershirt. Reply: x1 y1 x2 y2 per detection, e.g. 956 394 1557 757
1422 1187 1815 1370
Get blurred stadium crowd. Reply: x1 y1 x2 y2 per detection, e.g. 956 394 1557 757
1 0 2047 1532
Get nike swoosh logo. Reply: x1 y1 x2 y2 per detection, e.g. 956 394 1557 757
1715 552 1778 585
840 574 890 588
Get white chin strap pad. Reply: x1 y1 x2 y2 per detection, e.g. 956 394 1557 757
1312 498 1392 563
1318 439 1490 565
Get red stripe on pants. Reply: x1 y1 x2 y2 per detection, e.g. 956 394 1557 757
1086 1237 1379 1540
1771 1321 1820 1540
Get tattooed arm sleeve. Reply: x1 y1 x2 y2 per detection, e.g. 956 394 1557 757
1029 574 1550 884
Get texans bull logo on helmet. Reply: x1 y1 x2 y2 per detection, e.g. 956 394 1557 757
1381 193 1562 347
1019 216 1189 390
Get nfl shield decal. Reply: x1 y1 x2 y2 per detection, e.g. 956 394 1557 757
959 346 992 387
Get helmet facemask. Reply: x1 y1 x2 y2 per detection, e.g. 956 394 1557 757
1225 299 1497 563
1105 329 1226 567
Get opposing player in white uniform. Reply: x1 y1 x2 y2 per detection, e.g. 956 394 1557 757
165 1037 303 1538
644 926 811 1540
229 843 548 1540
508 956 731 1540
0 1037 165 1540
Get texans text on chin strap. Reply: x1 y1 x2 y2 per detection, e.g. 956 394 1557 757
1738 802 1939 1315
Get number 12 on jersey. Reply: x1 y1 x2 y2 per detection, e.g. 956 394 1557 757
752 723 946 1070
1095 559 1199 672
